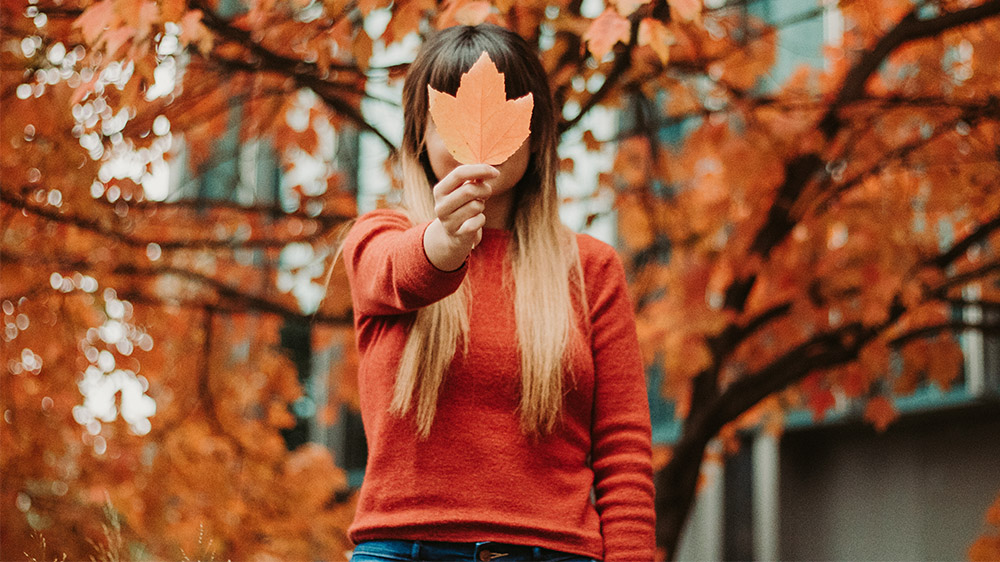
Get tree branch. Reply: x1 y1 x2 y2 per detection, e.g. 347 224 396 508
1 190 351 250
188 0 396 149
804 97 1000 219
890 320 1000 347
930 261 1000 298
2 251 353 326
723 1 1000 318
932 215 1000 270
558 1 660 133
821 0 1000 135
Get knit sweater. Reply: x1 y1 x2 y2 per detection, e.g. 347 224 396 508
342 209 655 561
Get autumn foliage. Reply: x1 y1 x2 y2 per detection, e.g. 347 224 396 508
3 0 1000 559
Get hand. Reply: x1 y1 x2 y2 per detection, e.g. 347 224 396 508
423 164 499 271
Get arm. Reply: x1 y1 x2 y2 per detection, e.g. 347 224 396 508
422 164 497 271
342 165 497 316
342 210 468 316
588 246 656 561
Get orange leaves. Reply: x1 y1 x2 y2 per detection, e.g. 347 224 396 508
75 0 166 58
806 385 836 422
896 334 964 394
863 395 898 432
668 0 701 23
381 0 434 45
179 10 214 54
613 135 654 191
428 52 534 165
616 193 655 251
115 0 159 41
437 0 494 28
611 0 649 17
638 18 674 65
75 0 115 45
584 8 631 61
284 443 346 511
358 0 391 16
925 335 964 392
160 0 186 23
971 494 1000 562
970 528 1000 562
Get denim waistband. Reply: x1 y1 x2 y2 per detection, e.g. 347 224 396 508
350 539 598 562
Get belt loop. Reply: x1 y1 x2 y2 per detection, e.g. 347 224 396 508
411 540 421 560
532 546 542 560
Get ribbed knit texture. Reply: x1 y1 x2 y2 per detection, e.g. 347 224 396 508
342 209 655 561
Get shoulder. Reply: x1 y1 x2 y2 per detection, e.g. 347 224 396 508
351 208 413 231
573 233 631 311
344 208 414 244
574 232 626 278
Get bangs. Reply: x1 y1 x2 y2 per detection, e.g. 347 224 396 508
425 26 535 101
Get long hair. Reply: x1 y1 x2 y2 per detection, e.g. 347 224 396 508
393 24 581 437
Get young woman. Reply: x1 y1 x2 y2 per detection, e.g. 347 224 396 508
342 23 655 562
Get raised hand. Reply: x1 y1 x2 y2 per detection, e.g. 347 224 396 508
422 164 499 272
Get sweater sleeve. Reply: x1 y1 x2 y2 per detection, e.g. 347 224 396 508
342 209 467 316
587 242 656 561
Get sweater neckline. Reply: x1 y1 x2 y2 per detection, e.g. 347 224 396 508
481 227 512 238
473 228 511 255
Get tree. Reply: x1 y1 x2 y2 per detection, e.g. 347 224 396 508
602 1 1000 556
2 0 999 559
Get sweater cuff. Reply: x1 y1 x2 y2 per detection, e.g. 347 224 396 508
400 221 467 300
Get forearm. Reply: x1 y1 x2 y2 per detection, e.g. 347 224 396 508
343 210 467 315
423 218 474 272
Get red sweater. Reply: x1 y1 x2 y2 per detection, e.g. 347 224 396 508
342 209 655 561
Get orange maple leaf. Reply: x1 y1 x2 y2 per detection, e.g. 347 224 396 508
638 17 675 65
863 395 898 432
612 0 650 16
427 51 533 166
74 0 118 44
668 0 702 22
584 8 631 61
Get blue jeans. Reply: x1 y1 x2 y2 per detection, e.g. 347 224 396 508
350 539 600 562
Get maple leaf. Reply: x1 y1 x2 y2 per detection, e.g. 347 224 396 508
74 0 118 44
358 0 390 16
427 52 533 166
585 8 631 61
668 0 702 22
454 1 492 26
179 10 214 54
638 17 675 65
970 535 1000 562
382 0 433 44
161 0 186 22
807 387 835 422
927 336 964 391
863 396 898 432
612 0 650 17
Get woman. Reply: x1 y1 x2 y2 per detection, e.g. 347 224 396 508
342 23 655 562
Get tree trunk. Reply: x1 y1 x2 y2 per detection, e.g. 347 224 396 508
655 421 714 561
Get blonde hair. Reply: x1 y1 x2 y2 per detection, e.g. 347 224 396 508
392 25 583 437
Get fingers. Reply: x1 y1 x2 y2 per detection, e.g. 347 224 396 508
433 165 496 240
433 164 498 201
435 182 491 222
455 210 486 238
440 197 485 234
429 164 497 254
